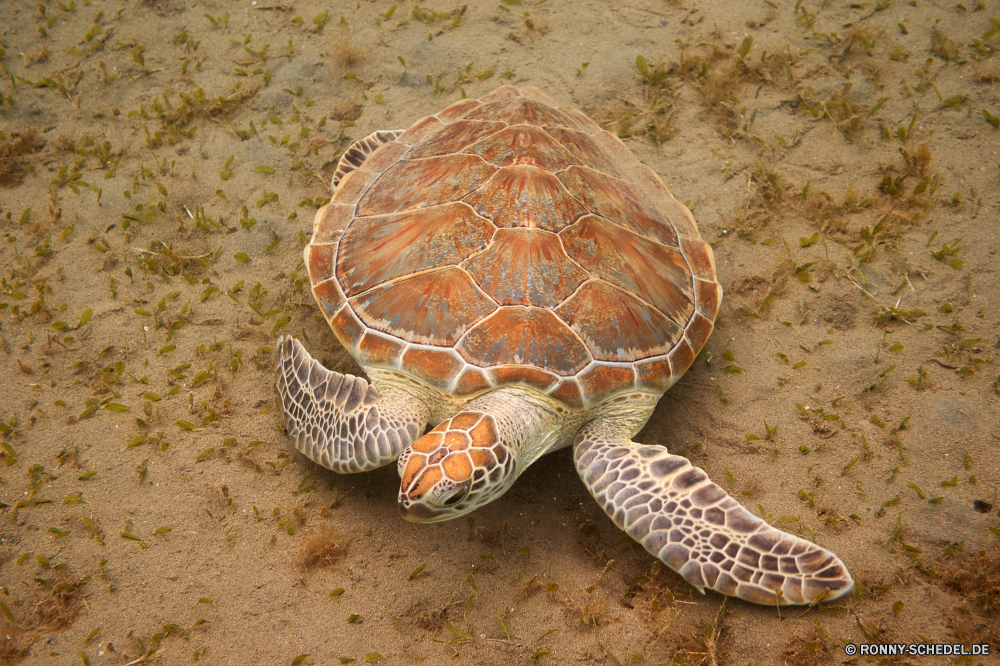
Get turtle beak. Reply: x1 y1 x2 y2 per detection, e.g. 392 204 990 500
398 496 447 523
398 476 471 522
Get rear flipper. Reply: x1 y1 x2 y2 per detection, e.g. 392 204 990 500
574 419 853 606
332 130 404 190
275 336 428 473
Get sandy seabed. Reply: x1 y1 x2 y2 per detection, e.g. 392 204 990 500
1 0 999 664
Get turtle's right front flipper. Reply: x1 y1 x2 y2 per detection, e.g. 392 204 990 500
275 336 429 473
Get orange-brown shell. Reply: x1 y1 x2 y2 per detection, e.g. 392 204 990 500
307 86 721 409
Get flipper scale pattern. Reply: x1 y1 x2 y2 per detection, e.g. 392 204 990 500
574 419 854 606
275 336 428 473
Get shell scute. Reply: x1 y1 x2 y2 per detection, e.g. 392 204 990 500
695 279 722 320
397 115 444 145
559 166 680 248
667 337 697 379
489 365 559 391
312 203 354 244
361 140 410 174
306 243 337 284
630 168 700 239
358 154 496 216
685 312 715 356
560 215 694 328
548 379 584 409
436 98 484 123
465 97 589 131
555 281 681 362
457 307 591 375
589 131 639 167
577 364 636 404
465 228 588 308
681 237 717 281
338 203 494 297
557 104 602 133
635 357 674 393
466 124 578 171
401 347 465 389
330 305 366 351
478 85 525 103
349 267 496 346
464 165 588 232
333 168 377 204
357 330 405 367
406 120 506 159
545 127 628 177
311 278 346 322
454 367 491 395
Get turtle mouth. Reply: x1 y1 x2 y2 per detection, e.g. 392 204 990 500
398 498 449 523
398 480 471 523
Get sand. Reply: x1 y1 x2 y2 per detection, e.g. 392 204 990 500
1 0 999 664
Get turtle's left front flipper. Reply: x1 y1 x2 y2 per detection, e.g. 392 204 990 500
574 418 853 606
275 336 429 473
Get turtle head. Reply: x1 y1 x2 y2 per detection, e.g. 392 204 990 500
397 411 517 523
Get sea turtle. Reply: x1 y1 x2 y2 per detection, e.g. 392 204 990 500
275 86 853 606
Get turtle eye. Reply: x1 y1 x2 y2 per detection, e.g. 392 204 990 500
441 486 468 506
